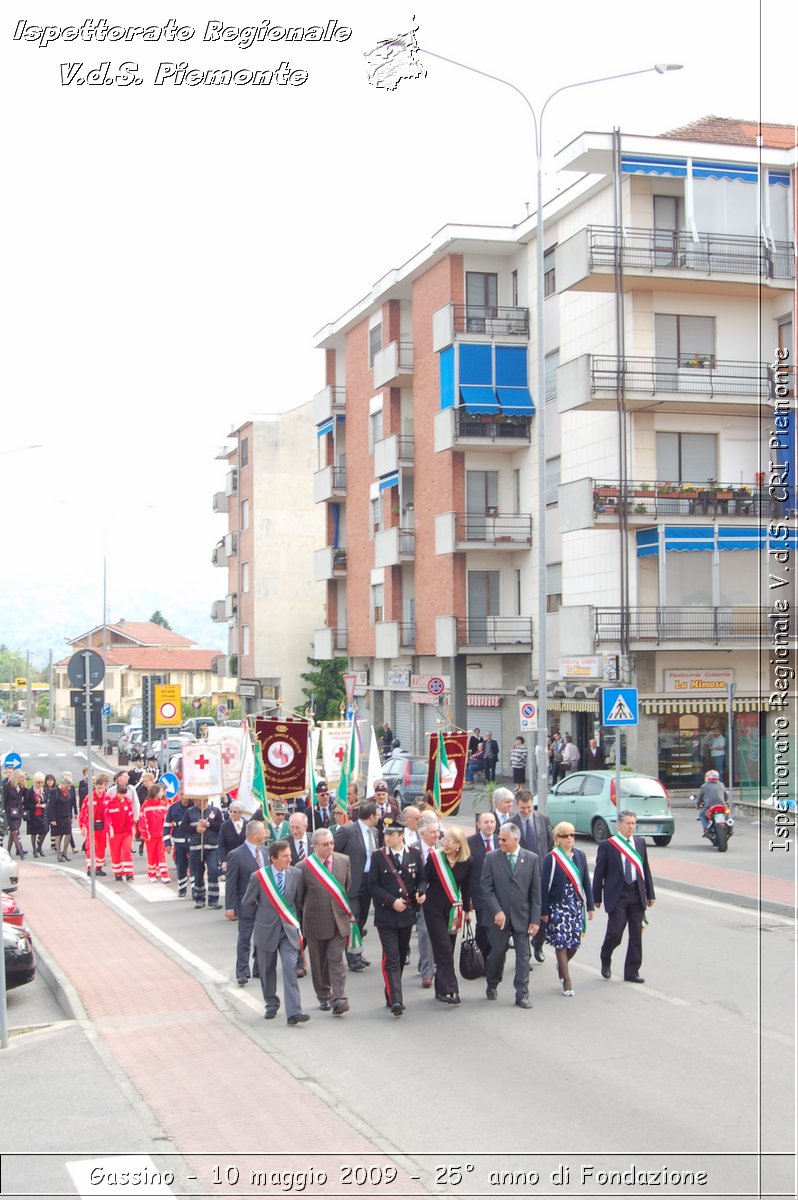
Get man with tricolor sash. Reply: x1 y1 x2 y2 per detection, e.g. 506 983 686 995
299 828 355 1015
241 839 308 1024
593 810 656 984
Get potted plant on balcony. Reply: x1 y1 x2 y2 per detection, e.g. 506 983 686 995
678 484 699 499
595 484 620 499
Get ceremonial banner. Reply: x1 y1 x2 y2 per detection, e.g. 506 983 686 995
366 726 382 797
235 734 257 816
255 717 309 800
425 731 469 817
205 725 246 792
182 743 223 798
321 722 356 786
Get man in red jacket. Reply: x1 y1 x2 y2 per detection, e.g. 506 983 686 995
79 774 110 877
105 782 135 881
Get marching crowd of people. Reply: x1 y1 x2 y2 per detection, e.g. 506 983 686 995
3 761 656 1026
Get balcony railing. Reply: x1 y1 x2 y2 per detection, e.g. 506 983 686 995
586 225 795 281
452 408 532 442
331 628 347 653
396 435 415 461
456 617 533 649
595 607 768 645
593 480 776 519
453 305 530 337
399 622 416 649
591 356 771 399
455 512 533 544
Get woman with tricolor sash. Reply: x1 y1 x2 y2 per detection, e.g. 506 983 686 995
423 826 473 1005
540 822 594 997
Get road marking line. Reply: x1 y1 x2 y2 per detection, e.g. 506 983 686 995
67 1155 175 1197
657 884 795 925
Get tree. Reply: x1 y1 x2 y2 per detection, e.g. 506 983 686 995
149 610 172 630
300 654 348 721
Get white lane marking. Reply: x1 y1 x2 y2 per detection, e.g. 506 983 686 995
125 881 179 903
55 752 66 757
223 985 263 1014
67 1155 176 1197
657 884 795 925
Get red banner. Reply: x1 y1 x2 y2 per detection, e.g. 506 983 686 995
425 732 469 817
254 717 309 800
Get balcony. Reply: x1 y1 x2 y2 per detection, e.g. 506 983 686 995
314 385 346 426
373 340 414 389
313 465 347 503
313 627 348 660
375 621 416 658
374 432 414 478
225 468 238 496
434 406 532 452
374 526 415 568
211 532 237 567
314 546 347 581
595 607 769 646
558 354 771 416
456 617 533 652
432 303 530 350
591 480 776 522
210 599 227 623
212 491 229 514
557 225 795 296
436 511 532 555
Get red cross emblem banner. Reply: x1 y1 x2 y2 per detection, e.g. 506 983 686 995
255 718 309 800
205 725 246 793
182 744 224 798
425 731 469 816
320 722 357 786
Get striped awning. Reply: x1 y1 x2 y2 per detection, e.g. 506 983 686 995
640 696 771 715
548 698 599 713
466 694 503 707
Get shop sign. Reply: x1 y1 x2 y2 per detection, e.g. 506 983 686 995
560 656 602 678
664 669 735 693
412 693 442 704
386 668 410 688
411 673 450 690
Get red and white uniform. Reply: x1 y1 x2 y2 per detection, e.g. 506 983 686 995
79 791 108 872
138 796 170 882
105 792 135 879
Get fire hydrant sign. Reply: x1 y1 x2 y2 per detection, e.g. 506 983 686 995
154 684 182 727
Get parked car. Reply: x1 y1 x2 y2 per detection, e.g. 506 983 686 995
539 770 674 845
117 727 144 758
380 754 431 809
2 892 25 928
1 847 19 893
4 921 35 989
6 712 22 728
181 717 217 738
104 722 127 749
148 734 196 761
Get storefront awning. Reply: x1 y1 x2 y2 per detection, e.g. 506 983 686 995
548 699 599 712
640 696 771 715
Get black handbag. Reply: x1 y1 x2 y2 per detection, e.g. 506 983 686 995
459 922 485 980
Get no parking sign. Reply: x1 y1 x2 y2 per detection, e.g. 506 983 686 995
519 701 538 731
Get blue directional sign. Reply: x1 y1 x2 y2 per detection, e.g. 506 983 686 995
160 772 180 799
3 752 22 772
602 687 639 726
101 703 111 717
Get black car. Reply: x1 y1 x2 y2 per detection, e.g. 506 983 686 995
380 754 430 809
6 712 22 728
4 922 35 989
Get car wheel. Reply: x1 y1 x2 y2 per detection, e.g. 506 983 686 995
592 817 611 844
653 835 673 847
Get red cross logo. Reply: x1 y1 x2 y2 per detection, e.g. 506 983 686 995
222 747 236 765
195 754 210 770
333 745 346 764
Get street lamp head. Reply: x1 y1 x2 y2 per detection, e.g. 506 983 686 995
654 63 684 73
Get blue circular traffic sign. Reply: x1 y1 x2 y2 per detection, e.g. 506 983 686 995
3 752 22 772
160 772 180 799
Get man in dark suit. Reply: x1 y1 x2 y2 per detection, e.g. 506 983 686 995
299 828 353 1014
481 822 542 1008
512 791 554 964
467 811 498 962
334 801 379 971
367 820 426 1015
372 778 401 845
584 738 607 769
241 839 307 1024
311 781 334 830
491 786 515 829
218 801 247 872
482 732 499 783
288 812 312 864
593 809 656 983
224 819 268 985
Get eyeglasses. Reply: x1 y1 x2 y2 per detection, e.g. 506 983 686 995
558 833 575 838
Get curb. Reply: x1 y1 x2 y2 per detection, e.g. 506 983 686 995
31 934 88 1023
656 876 794 919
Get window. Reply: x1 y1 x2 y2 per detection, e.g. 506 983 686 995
371 583 384 624
240 498 249 530
466 470 499 515
543 247 556 297
467 571 500 641
656 433 717 482
515 568 522 616
241 562 250 593
369 325 382 368
545 351 559 402
240 437 249 467
513 469 521 515
511 269 519 307
655 314 716 367
369 408 383 451
545 457 560 506
465 271 498 330
546 563 562 613
242 625 250 656
371 496 383 537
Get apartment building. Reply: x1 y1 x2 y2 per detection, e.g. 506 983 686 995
212 407 326 715
313 116 796 792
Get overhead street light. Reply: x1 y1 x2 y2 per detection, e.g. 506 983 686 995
418 49 682 812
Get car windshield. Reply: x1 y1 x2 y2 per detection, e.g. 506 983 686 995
619 776 667 800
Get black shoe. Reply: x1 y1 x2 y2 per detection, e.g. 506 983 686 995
625 974 645 984
207 902 221 909
515 997 533 1009
96 869 107 876
534 947 545 964
319 1000 332 1011
332 1001 350 1016
194 901 206 909
296 967 307 978
287 1013 310 1026
264 1009 278 1020
391 1003 404 1016
114 875 123 882
486 986 498 1000
349 960 368 972
237 978 248 987
601 963 612 980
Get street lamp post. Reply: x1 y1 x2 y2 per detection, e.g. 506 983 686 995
419 49 681 811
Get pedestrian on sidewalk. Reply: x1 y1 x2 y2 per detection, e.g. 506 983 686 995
510 736 528 791
482 733 499 783
138 784 170 882
3 769 27 858
48 773 76 861
79 774 109 876
25 772 50 857
241 838 308 1025
593 810 655 984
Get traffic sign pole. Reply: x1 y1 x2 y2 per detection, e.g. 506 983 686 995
84 651 96 900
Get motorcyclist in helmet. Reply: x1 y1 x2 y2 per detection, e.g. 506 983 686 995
696 769 729 834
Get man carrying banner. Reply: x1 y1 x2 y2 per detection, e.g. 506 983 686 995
241 839 308 1024
300 828 355 1015
593 809 655 984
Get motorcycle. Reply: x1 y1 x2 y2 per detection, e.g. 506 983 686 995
692 795 734 852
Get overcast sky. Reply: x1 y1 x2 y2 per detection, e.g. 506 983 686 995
3 0 795 668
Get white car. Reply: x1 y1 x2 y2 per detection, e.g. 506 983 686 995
1 846 20 893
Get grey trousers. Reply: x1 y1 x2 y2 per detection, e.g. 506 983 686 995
415 909 434 979
256 931 303 1018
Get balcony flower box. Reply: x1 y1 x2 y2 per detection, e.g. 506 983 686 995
596 486 619 499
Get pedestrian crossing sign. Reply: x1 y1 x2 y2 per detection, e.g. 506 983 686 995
601 687 639 726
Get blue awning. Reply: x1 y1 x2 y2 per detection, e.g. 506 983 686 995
718 526 763 552
378 471 399 492
316 418 333 436
459 385 500 413
496 386 534 415
636 529 659 558
692 161 759 184
636 525 788 557
769 171 790 187
665 526 715 552
621 153 687 178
